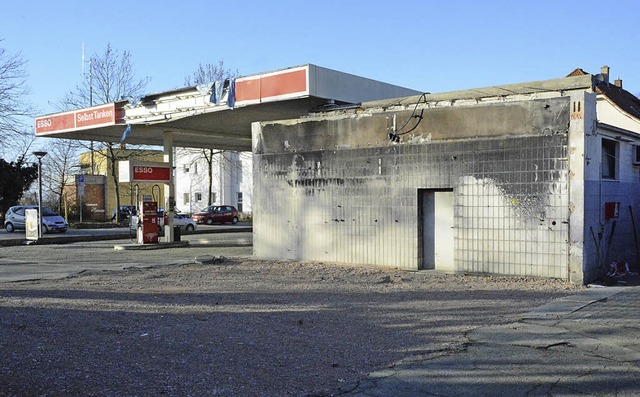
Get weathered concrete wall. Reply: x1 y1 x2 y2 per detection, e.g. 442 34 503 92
253 97 573 279
255 98 570 155
567 91 591 284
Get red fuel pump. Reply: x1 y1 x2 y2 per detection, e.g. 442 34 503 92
138 200 159 244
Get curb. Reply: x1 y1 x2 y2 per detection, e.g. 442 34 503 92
0 227 252 247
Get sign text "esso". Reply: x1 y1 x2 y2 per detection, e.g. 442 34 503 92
134 166 156 174
36 119 52 128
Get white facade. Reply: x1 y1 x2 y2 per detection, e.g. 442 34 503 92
174 148 253 215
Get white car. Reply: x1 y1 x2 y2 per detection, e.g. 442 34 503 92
173 213 197 231
130 213 196 232
4 205 68 233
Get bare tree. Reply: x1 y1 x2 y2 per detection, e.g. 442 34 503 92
178 147 250 211
60 43 148 109
184 60 238 87
182 61 238 206
195 148 222 206
59 43 149 222
42 139 81 214
0 39 34 157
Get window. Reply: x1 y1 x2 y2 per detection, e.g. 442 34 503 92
195 192 202 201
183 193 190 204
237 192 243 212
634 145 640 165
602 138 618 179
183 164 190 173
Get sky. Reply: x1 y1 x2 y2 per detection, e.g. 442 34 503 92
3 0 640 120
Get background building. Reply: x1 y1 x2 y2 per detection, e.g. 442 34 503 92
78 148 164 220
174 149 252 215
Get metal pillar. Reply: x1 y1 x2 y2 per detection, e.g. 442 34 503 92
33 151 47 239
163 132 175 242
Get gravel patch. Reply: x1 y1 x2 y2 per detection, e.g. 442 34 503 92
0 259 584 396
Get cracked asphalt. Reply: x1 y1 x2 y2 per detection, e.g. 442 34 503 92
344 286 640 396
1 230 639 395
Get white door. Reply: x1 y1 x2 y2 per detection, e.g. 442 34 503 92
422 190 454 271
434 191 454 271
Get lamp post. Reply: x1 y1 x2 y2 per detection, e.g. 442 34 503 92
33 151 47 239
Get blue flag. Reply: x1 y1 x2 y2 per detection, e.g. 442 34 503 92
228 78 236 110
209 82 217 104
119 124 132 144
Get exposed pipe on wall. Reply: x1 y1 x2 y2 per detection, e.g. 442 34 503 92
630 206 639 271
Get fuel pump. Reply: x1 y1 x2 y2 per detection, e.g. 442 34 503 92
137 195 159 244
152 184 165 234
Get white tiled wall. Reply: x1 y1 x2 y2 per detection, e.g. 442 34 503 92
254 134 570 278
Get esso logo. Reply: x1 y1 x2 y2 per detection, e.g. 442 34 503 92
36 119 52 129
134 166 154 174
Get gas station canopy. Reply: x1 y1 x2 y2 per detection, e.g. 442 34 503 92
35 64 421 151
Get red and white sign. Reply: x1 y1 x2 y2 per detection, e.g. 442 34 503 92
133 165 171 182
119 160 171 183
35 103 123 135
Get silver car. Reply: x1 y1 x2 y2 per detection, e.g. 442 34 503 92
4 205 68 233
173 213 197 231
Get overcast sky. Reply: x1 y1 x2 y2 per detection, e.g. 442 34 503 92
4 0 640 118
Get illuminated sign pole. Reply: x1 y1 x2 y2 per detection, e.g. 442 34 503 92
33 151 47 239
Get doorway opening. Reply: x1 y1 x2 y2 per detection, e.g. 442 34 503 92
418 189 454 271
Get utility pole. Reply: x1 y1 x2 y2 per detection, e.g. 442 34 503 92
82 43 95 174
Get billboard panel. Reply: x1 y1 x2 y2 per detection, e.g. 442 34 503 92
34 103 123 135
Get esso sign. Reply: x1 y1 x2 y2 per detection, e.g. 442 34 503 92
134 166 155 174
36 119 52 129
132 165 171 182
118 160 171 183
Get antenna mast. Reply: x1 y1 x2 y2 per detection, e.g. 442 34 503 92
82 42 96 174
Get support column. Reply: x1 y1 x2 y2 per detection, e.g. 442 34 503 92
163 131 175 242
568 90 597 284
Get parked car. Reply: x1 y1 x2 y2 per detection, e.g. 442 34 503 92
172 214 197 231
112 205 137 222
4 205 68 233
191 205 239 225
130 212 197 232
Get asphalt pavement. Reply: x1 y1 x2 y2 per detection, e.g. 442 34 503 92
0 222 252 246
0 227 253 282
1 226 639 396
344 282 640 396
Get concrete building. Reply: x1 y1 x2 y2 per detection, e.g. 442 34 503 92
252 66 640 284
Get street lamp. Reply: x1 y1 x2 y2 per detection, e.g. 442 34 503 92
33 151 47 238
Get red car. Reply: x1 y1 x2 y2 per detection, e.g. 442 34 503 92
191 205 239 225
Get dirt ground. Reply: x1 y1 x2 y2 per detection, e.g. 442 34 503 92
0 259 584 396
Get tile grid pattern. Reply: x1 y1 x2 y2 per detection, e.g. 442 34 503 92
254 134 569 278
